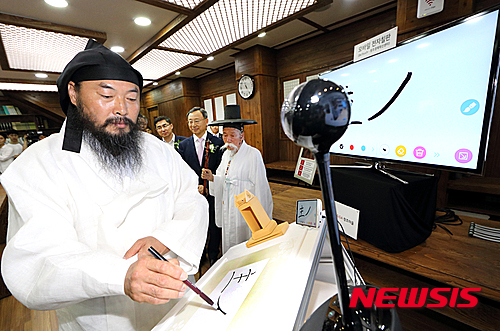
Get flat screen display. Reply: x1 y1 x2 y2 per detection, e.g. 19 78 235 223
320 7 500 174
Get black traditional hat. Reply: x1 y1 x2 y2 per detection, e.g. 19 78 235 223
208 105 257 129
56 39 143 153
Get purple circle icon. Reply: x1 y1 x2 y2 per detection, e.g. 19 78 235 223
455 149 473 163
413 146 426 159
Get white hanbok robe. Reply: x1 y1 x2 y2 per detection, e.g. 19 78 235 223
0 125 208 331
209 141 273 254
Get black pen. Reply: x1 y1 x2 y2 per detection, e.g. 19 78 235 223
147 246 226 314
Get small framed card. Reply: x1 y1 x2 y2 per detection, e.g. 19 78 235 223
296 199 322 228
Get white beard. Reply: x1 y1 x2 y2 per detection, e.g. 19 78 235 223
223 142 239 156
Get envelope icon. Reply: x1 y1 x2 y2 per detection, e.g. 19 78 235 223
459 152 469 160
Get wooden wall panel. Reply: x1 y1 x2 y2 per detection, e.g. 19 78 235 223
235 45 277 78
141 78 199 109
477 0 500 11
234 45 279 163
237 84 262 152
156 96 199 138
142 78 201 137
199 66 236 98
277 9 397 80
260 75 279 163
142 80 184 109
231 74 279 163
397 0 475 40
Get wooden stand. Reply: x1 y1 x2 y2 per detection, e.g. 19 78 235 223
234 190 288 248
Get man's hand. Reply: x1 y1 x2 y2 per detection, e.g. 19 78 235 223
124 256 188 304
124 236 169 260
198 184 205 195
201 168 214 182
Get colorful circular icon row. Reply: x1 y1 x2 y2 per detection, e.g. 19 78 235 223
339 143 473 163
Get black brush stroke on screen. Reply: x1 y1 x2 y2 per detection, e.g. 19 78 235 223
320 6 500 174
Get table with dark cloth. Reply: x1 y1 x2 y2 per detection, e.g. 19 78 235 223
330 167 438 253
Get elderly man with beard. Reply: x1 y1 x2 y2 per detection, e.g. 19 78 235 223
0 40 208 331
201 105 273 254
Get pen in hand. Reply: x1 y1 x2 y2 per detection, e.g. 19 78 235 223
147 246 226 314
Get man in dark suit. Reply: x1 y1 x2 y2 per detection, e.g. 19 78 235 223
210 124 223 139
154 116 186 151
178 107 223 266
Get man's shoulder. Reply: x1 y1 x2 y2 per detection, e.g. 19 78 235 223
207 133 223 146
243 143 264 159
178 136 193 147
179 135 192 143
176 136 193 158
176 135 187 142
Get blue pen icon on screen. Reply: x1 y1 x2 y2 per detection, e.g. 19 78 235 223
461 99 480 116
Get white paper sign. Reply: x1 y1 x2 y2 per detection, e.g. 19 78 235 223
335 201 360 240
354 27 398 62
294 147 317 185
159 259 270 331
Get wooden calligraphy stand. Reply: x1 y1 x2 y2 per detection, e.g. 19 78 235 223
234 190 289 248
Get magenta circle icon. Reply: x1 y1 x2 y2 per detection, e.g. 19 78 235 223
455 149 473 163
413 146 426 159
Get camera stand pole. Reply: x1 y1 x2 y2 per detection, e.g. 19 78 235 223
315 151 357 330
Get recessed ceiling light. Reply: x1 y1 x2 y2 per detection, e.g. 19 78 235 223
258 32 267 38
152 82 159 86
35 73 48 78
44 0 68 8
207 56 214 61
175 71 181 76
134 17 151 26
110 46 124 53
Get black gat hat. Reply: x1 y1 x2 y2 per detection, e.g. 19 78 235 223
208 105 257 130
56 39 143 153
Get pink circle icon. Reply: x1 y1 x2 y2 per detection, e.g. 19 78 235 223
455 149 472 163
413 146 426 159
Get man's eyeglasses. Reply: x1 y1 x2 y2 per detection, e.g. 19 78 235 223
156 124 170 129
188 119 204 125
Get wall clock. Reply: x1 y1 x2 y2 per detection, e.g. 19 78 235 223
238 74 255 99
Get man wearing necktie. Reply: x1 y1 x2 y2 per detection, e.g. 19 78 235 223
178 107 224 266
